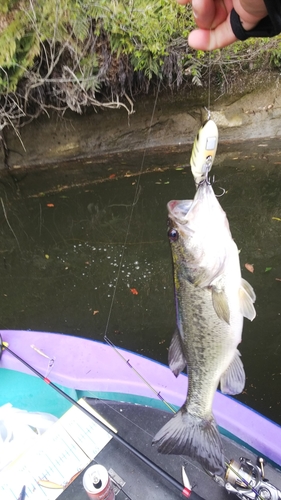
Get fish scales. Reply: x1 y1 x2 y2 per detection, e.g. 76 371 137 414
179 278 240 416
153 180 256 474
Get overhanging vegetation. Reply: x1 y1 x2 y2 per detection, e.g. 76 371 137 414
0 0 281 135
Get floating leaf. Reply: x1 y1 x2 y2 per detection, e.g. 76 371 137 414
45 254 50 259
46 203 54 207
272 217 281 222
93 310 99 315
130 288 139 295
245 263 254 273
265 267 272 273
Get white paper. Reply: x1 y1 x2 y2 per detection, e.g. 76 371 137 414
0 399 112 499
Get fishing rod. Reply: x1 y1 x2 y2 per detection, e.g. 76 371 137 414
100 339 281 500
5 338 280 500
104 334 177 415
0 335 203 500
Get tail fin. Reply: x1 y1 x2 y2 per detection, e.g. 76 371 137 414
152 407 224 475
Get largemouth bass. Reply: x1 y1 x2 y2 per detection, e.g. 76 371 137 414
153 180 256 474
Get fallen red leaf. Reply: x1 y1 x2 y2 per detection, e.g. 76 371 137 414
46 203 54 207
109 174 116 179
130 288 139 295
245 263 254 273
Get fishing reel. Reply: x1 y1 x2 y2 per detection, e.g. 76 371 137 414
224 457 281 500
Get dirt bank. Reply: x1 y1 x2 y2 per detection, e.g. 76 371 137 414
1 71 281 173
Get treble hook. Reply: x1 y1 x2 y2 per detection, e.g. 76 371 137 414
197 173 215 187
215 186 226 197
199 174 226 197
206 173 215 186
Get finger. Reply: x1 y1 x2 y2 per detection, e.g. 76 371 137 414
188 19 237 50
191 0 216 29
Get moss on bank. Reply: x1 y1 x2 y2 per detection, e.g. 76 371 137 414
1 0 281 134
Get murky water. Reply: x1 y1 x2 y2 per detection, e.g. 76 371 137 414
0 146 280 424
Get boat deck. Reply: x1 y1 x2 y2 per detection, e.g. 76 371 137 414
58 399 281 500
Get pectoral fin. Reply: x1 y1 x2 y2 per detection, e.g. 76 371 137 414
212 288 230 324
239 278 256 321
220 350 245 395
168 328 187 377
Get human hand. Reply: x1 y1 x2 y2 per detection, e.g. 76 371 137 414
178 0 268 49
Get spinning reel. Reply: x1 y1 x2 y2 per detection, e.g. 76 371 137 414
224 457 281 500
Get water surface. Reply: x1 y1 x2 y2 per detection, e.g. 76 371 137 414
0 147 280 424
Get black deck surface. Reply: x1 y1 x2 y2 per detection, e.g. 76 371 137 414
58 399 281 500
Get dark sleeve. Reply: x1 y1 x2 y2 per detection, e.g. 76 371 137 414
230 0 281 41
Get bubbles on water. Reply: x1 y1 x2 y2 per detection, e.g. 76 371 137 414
55 241 156 298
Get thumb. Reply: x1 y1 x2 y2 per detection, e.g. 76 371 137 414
188 19 237 50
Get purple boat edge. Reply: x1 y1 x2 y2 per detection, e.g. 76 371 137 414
1 329 281 467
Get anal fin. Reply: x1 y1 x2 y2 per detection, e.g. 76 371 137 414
220 349 245 395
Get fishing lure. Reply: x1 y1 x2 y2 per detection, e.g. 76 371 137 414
37 470 82 490
190 118 218 185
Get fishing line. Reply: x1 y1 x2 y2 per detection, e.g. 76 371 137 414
103 82 160 342
102 48 216 418
224 462 266 500
207 49 211 113
100 80 180 417
0 337 193 499
102 46 217 435
0 197 21 252
0 338 270 500
103 336 177 414
86 397 205 477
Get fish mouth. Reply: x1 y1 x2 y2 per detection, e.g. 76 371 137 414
167 200 193 221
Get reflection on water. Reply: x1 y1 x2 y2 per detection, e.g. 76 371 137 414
0 150 280 424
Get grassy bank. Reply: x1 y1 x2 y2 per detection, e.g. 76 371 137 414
1 0 281 135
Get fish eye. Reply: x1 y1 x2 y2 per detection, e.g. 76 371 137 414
168 228 178 242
